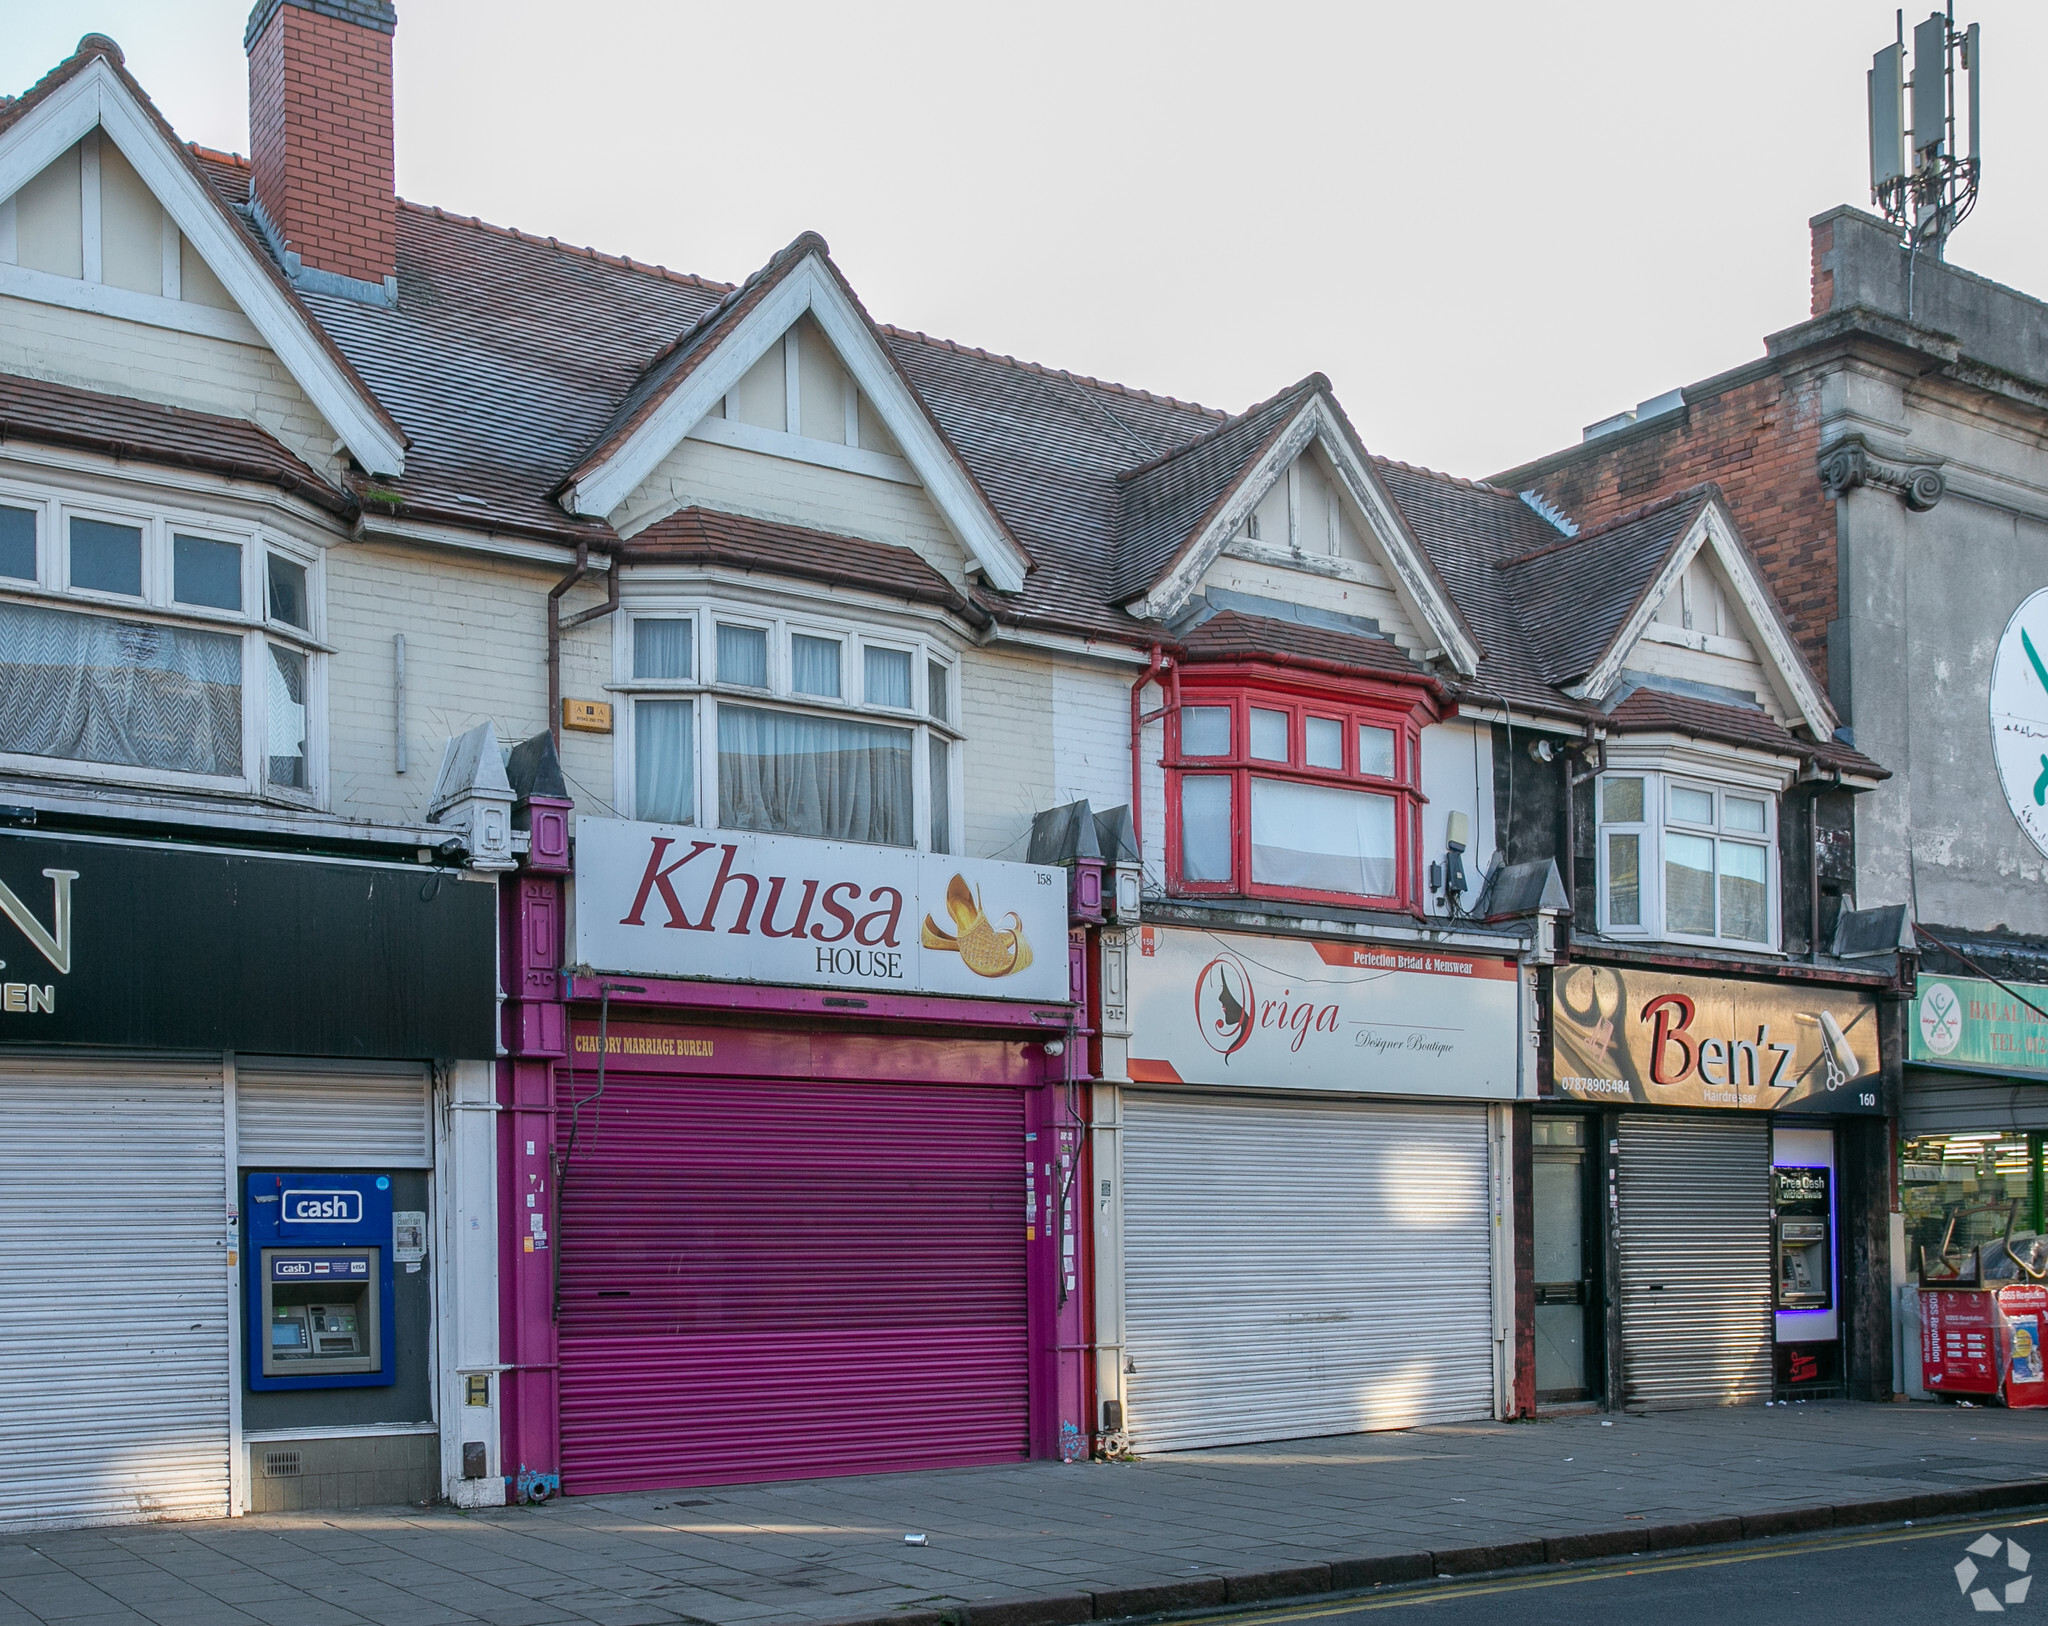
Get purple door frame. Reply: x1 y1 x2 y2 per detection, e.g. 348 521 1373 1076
498 848 1089 1498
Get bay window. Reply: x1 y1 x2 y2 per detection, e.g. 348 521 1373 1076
619 604 959 852
1168 685 1424 909
1596 770 1777 948
0 484 321 797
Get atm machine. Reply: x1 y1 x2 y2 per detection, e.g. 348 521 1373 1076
1773 1166 1832 1313
245 1171 398 1389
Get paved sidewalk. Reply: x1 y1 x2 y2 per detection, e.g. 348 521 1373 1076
7 1403 2048 1626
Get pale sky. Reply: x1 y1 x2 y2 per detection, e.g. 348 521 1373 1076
7 2 2047 478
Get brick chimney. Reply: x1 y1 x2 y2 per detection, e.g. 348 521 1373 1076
245 0 397 305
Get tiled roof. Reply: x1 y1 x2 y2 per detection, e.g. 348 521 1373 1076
7 40 405 458
1495 486 1712 687
1178 608 1434 684
1604 687 1886 778
560 233 817 495
0 369 348 514
0 38 1880 782
307 204 729 542
1368 458 1594 719
882 328 1219 641
619 507 981 622
1112 377 1321 604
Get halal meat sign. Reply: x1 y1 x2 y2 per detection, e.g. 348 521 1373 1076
1992 586 2048 860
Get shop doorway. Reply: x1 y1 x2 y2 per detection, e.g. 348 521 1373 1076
1532 1115 1601 1405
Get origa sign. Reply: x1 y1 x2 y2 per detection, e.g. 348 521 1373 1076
572 817 1070 1003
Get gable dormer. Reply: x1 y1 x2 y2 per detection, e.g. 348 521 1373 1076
1117 378 1478 675
702 312 910 477
559 235 1028 595
1570 494 1833 741
0 39 402 481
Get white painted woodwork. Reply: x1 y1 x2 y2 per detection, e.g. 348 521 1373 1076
158 209 180 299
614 434 967 583
0 295 339 480
179 234 235 310
77 130 101 286
96 134 161 296
0 58 403 473
795 314 847 444
1199 550 1421 654
14 142 82 280
562 250 1025 590
726 339 785 430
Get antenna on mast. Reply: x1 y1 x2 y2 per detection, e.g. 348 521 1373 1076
1869 5 1982 261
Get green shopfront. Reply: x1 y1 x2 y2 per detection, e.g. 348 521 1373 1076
1901 975 2048 1395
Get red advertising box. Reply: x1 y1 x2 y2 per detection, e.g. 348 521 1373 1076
1998 1284 2048 1409
1923 1289 2001 1394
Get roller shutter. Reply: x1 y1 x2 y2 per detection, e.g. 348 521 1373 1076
235 1060 432 1167
0 1056 230 1530
556 1075 1028 1492
1902 1069 2048 1136
1617 1114 1772 1410
1122 1093 1494 1454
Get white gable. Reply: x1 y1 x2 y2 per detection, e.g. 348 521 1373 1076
1574 501 1835 739
1197 445 1428 656
610 431 973 591
0 54 400 476
688 312 915 485
1229 443 1375 566
560 250 1026 593
1130 396 1478 674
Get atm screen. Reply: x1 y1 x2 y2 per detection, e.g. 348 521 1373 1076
271 1322 305 1348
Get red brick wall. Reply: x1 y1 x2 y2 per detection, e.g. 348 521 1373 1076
248 4 394 286
1811 218 1836 318
1523 370 1835 686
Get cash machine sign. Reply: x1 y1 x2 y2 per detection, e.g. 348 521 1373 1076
281 1189 363 1224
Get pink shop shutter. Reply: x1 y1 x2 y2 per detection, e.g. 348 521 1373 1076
555 1073 1029 1491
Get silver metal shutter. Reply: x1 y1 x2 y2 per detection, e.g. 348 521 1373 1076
1617 1113 1772 1410
0 1055 229 1530
1902 1071 2048 1135
236 1060 432 1167
1122 1093 1494 1454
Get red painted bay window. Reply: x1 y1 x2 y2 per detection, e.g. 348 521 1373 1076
1166 670 1435 913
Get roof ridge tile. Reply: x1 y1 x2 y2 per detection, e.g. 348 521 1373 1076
398 198 736 293
878 325 1228 421
1368 452 1505 494
1116 373 1325 485
1494 481 1722 569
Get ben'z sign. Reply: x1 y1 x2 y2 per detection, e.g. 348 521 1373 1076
573 817 1070 1003
1549 963 1881 1113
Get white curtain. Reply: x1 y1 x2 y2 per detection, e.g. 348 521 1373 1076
636 699 695 824
718 703 912 846
1179 775 1232 881
0 600 241 776
634 618 693 681
266 643 307 788
1250 776 1395 896
791 634 842 698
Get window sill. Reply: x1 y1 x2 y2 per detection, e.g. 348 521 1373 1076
0 772 469 851
0 583 335 652
1579 928 1785 960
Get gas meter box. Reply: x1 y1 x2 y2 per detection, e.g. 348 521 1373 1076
245 1172 399 1390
